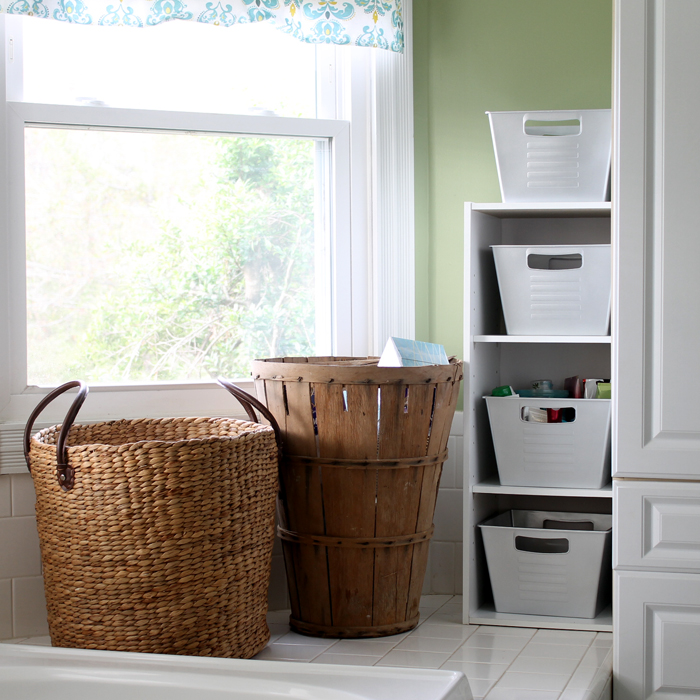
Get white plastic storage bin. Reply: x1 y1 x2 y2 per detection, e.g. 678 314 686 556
478 510 612 618
487 109 611 202
491 244 611 336
484 396 611 489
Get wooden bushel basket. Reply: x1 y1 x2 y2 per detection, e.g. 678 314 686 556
252 356 463 638
23 379 281 658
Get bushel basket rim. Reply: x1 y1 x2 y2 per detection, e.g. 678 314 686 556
252 356 463 384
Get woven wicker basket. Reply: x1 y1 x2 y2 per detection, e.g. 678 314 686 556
252 356 463 638
23 379 280 658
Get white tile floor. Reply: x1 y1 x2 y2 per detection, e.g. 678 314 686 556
259 596 612 700
1 596 612 700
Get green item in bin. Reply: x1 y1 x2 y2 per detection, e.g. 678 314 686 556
492 385 516 397
595 382 611 399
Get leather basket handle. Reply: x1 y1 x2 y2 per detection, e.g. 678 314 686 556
217 378 288 527
24 378 281 494
23 380 89 492
216 378 283 454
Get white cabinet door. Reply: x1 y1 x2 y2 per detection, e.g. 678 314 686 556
614 0 700 480
615 481 700 574
615 571 700 699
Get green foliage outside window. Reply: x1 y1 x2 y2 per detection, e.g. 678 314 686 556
25 129 318 385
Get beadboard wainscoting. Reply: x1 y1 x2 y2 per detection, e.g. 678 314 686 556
0 412 463 634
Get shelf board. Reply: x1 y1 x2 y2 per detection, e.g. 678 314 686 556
470 202 611 218
472 477 612 499
469 603 613 632
473 334 611 344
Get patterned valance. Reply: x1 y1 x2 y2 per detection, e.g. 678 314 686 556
1 0 404 52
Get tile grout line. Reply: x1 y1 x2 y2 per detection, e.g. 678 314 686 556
478 627 535 699
481 630 598 699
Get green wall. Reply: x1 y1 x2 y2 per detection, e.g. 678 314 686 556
413 0 613 361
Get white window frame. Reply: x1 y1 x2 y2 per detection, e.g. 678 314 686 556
0 8 415 473
5 103 351 418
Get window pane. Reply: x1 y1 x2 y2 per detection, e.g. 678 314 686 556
25 127 328 385
22 18 317 118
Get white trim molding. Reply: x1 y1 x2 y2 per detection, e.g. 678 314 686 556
371 0 415 353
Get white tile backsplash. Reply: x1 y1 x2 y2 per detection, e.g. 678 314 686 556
0 516 43 579
433 488 463 541
0 579 12 640
12 576 48 638
454 535 464 593
440 436 458 488
428 541 456 595
267 554 289 611
0 475 11 518
11 474 36 517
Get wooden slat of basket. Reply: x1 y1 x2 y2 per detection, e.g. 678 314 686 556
403 383 437 455
283 382 316 456
281 382 331 626
416 463 443 533
375 384 402 458
282 466 330 620
314 383 378 630
282 461 325 533
371 383 424 626
327 546 375 628
286 542 333 628
372 463 423 626
405 539 431 621
315 383 378 460
316 383 378 536
261 379 287 434
373 382 434 628
372 545 413 626
376 464 423 537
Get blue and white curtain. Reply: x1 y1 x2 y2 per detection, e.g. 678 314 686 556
0 0 404 52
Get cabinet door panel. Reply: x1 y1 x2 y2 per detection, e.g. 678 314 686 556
615 481 700 573
615 571 700 699
615 0 700 479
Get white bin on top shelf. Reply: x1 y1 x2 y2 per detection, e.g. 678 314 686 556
484 396 611 489
491 244 611 336
487 109 611 202
478 510 612 619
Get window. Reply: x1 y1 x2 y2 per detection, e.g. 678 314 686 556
0 10 414 456
25 127 333 385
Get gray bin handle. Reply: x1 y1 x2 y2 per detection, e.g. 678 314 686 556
515 535 569 554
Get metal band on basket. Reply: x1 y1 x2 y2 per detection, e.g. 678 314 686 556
282 450 448 469
277 525 435 548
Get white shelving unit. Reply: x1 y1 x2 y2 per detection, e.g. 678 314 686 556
462 201 613 633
